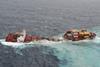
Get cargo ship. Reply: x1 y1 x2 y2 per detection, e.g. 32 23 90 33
0 29 96 46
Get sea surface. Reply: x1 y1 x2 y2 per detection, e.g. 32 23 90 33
0 0 100 67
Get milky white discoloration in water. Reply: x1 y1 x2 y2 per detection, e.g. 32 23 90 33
0 26 100 67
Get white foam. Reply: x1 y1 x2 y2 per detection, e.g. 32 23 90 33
0 35 100 48
0 39 63 48
92 36 100 43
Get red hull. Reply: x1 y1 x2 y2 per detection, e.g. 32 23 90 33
6 33 42 42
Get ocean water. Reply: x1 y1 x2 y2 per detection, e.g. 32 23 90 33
0 0 100 67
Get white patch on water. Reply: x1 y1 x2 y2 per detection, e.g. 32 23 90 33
38 26 100 67
0 39 64 48
0 39 31 48
92 36 100 43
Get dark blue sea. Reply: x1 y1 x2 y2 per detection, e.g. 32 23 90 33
0 0 100 67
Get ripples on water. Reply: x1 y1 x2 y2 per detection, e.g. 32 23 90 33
1 26 100 67
0 0 100 67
